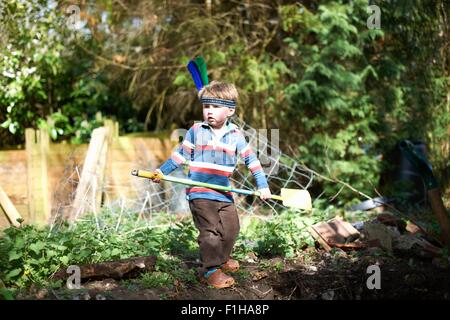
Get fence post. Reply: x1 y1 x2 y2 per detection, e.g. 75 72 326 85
69 125 111 222
25 128 51 226
98 119 117 214
103 119 119 204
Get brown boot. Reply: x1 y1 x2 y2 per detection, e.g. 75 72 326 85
221 259 240 273
200 269 235 289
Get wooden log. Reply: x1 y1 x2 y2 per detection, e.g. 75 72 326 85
0 185 23 227
51 255 157 281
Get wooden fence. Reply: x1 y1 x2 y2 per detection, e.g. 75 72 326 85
0 121 175 229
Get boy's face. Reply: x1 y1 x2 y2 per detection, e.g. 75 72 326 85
203 104 235 129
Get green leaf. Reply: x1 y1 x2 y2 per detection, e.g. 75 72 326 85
29 241 46 255
0 288 15 300
8 250 22 262
54 244 68 251
102 249 111 258
8 123 17 134
14 237 25 249
28 258 40 265
172 73 188 86
51 128 57 140
5 268 22 280
78 249 91 260
46 250 57 258
60 256 69 265
1 119 11 128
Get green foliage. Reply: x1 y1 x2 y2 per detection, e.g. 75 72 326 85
0 0 68 137
281 0 382 203
1 0 448 191
368 0 450 186
235 209 332 259
164 220 199 259
0 288 15 300
137 253 198 289
0 206 337 289
0 211 169 288
279 0 449 200
0 0 140 145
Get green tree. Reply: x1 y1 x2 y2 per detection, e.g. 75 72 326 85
367 0 450 189
281 0 382 203
0 0 137 145
0 0 69 139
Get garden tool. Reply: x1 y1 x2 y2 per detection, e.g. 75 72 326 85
131 169 312 210
399 140 450 252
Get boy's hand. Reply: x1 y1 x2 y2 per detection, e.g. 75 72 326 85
152 169 163 183
258 188 272 201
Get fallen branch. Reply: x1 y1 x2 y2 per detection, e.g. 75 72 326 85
51 255 156 282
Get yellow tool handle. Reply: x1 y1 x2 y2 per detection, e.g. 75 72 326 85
254 191 283 201
132 169 284 200
133 170 163 180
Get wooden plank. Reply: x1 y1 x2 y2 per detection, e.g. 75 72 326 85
69 127 109 221
25 128 35 223
311 218 359 245
95 125 111 214
428 188 450 252
0 152 28 200
102 120 118 208
0 149 29 229
308 226 333 252
102 135 176 203
1 124 175 226
0 205 11 229
104 119 119 141
25 128 51 226
312 221 346 244
0 184 23 227
331 218 360 239
38 127 51 225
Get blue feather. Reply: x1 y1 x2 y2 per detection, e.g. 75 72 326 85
187 60 204 91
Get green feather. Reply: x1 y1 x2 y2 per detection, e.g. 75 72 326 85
194 56 209 87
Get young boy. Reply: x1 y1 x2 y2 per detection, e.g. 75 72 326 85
153 81 271 289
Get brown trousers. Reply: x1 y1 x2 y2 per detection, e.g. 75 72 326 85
189 199 240 275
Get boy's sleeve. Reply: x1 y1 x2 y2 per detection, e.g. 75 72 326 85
236 131 269 190
158 126 195 175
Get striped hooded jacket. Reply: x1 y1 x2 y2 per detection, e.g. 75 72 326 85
158 120 269 202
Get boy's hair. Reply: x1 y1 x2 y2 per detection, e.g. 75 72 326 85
198 81 239 102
